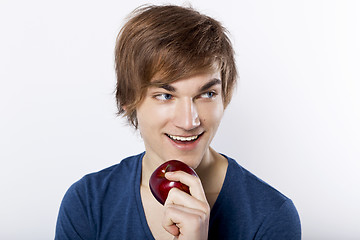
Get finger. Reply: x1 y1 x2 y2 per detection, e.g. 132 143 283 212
165 171 207 202
164 187 209 214
165 201 207 216
162 205 182 236
162 204 209 239
162 218 180 237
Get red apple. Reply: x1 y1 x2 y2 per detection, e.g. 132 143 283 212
149 160 198 205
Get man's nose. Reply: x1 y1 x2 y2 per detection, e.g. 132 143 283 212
173 98 200 130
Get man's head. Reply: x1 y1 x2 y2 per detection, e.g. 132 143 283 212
115 5 237 128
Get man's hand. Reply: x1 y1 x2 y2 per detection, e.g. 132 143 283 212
162 171 210 240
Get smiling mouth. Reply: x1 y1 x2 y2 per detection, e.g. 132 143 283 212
166 133 204 142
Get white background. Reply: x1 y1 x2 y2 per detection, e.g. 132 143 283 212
1 0 359 239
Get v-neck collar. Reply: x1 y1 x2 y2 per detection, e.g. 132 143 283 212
134 151 231 239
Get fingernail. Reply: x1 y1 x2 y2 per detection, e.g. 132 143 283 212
165 172 174 177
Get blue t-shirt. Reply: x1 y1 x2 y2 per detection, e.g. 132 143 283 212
55 152 301 239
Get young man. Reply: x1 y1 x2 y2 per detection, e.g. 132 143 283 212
55 5 301 240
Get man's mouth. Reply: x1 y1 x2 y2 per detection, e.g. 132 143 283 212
166 133 203 143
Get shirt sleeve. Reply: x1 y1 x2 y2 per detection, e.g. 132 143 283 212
55 180 95 240
256 199 302 240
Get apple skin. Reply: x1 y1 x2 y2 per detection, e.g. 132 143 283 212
149 160 198 205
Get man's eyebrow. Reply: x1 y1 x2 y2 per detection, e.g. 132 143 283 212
199 78 221 92
153 78 221 92
159 84 176 92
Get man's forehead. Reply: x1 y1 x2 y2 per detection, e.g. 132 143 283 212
149 63 221 85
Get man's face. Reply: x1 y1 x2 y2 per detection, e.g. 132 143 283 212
136 71 224 169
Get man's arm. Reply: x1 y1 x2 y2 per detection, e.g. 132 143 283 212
55 181 95 240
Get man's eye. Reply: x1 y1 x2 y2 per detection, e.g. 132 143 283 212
200 91 217 99
155 93 173 101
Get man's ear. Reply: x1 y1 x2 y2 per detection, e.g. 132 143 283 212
122 106 128 111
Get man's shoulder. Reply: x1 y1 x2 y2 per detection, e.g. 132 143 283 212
223 155 289 208
86 152 143 178
210 155 301 239
70 152 144 193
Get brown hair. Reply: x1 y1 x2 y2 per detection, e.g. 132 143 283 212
115 5 237 128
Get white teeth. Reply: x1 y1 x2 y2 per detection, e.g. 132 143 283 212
168 134 199 142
